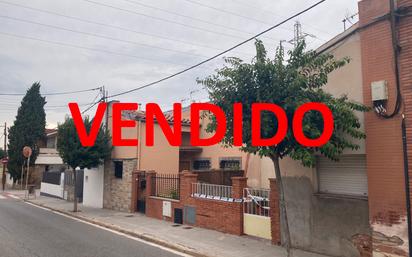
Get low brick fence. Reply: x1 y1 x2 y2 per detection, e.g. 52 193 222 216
145 171 245 235
141 170 280 241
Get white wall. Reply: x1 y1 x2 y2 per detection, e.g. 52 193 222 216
40 173 64 198
83 166 104 208
5 172 13 187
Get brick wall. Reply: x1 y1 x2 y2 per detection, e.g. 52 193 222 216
145 172 244 235
399 0 412 225
103 158 137 212
144 171 281 240
182 174 245 235
269 178 281 245
145 171 183 222
145 196 182 222
359 0 411 255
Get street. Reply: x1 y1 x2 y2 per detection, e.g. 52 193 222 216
0 194 186 257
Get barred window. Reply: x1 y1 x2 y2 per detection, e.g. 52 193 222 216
219 158 241 170
193 159 211 171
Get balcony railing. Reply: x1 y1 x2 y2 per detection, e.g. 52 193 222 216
191 183 233 201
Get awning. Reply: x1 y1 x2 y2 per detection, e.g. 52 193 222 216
35 155 63 165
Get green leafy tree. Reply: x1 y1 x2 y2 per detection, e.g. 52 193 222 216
198 41 369 255
57 116 111 212
8 82 46 182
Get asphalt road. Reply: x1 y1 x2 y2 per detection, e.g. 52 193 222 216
0 194 185 257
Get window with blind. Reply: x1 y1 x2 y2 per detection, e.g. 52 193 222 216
317 155 368 197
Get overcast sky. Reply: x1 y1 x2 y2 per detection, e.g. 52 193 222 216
0 0 359 129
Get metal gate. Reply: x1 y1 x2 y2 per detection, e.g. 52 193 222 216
136 172 146 213
63 169 83 203
76 169 84 203
243 188 271 239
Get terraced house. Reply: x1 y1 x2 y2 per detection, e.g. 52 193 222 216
100 26 367 255
89 1 412 257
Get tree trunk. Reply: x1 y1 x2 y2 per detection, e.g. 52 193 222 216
271 154 292 257
73 168 78 212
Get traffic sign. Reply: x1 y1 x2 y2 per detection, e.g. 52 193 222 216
23 146 32 158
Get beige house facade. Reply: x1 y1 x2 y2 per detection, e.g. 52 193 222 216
102 23 371 257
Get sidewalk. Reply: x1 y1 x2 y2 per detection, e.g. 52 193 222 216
5 190 329 257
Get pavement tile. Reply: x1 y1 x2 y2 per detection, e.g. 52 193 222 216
5 190 330 257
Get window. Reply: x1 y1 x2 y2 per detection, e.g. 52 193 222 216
317 155 368 197
192 159 211 171
114 161 123 179
219 157 241 170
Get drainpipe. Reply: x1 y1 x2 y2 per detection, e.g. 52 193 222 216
401 114 412 257
137 120 142 170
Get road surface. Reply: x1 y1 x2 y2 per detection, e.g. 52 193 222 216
0 193 186 257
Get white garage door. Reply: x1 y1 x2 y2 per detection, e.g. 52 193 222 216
317 155 368 197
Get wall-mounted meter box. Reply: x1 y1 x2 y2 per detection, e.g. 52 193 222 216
371 80 388 101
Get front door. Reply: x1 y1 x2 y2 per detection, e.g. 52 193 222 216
179 161 191 172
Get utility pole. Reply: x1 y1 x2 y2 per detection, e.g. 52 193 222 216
102 85 109 133
287 21 316 48
293 21 302 48
279 40 287 51
2 122 6 191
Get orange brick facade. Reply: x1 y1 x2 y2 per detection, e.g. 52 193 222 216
359 0 412 255
399 0 412 226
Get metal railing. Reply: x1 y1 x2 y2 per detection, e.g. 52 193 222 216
191 183 233 201
151 174 180 200
243 188 270 217
42 171 62 185
64 170 74 186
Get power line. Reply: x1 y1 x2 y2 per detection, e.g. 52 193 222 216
229 0 333 38
45 103 92 109
107 0 327 99
181 0 297 34
0 102 91 110
0 87 101 96
0 31 218 68
0 15 209 59
182 0 327 42
80 87 105 114
0 99 92 107
81 0 253 40
0 0 252 56
81 98 103 114
89 90 103 106
183 0 281 27
119 0 281 42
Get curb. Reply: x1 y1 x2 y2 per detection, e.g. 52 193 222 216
25 200 210 257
